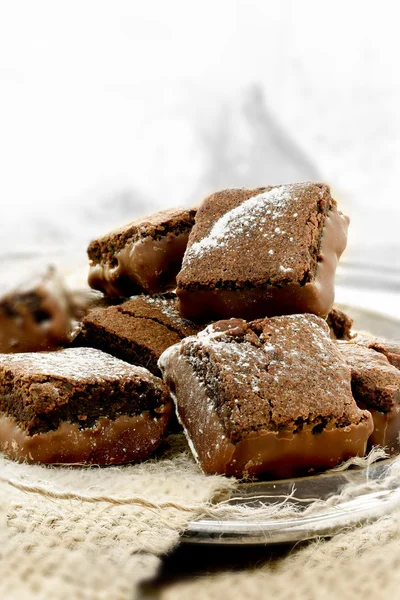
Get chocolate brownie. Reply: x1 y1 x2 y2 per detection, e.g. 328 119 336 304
73 293 202 376
159 314 372 479
88 207 197 297
337 342 400 453
0 267 71 354
176 182 349 322
0 347 172 465
327 307 354 340
354 335 400 370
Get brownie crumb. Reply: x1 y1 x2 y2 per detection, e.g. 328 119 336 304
327 307 354 340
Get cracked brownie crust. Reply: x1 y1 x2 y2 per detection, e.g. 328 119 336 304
74 293 202 376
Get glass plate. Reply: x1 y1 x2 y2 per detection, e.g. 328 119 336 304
184 306 400 545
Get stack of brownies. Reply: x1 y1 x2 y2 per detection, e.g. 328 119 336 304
1 182 399 479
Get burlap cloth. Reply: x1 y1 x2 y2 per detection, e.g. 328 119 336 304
1 434 400 600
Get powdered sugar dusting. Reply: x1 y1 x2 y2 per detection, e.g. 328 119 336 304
0 347 155 382
185 185 294 261
142 295 191 327
161 313 357 429
279 265 293 273
128 294 196 330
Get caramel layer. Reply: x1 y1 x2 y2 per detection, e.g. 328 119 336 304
177 207 349 322
89 231 190 297
368 406 400 455
161 346 373 479
0 404 172 465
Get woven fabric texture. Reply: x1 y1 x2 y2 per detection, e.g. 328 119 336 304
0 435 399 600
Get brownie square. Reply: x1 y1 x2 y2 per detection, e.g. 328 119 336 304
0 267 71 353
88 207 196 297
176 182 349 322
0 348 172 464
338 342 400 453
159 314 372 479
74 293 202 376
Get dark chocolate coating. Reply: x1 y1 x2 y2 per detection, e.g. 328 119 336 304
159 314 372 479
177 183 349 322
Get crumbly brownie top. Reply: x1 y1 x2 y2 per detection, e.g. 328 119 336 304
88 207 196 264
337 342 400 412
178 182 338 289
327 307 354 340
0 348 170 435
164 313 364 444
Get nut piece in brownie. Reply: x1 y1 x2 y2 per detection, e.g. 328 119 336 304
159 314 373 479
337 342 400 453
0 267 71 354
73 293 202 376
0 348 173 465
327 307 354 340
354 335 400 371
176 182 349 322
88 207 197 297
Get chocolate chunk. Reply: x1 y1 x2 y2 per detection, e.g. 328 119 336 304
159 314 372 479
0 348 172 464
327 307 354 340
88 207 197 297
73 293 202 376
337 342 400 453
177 182 349 322
0 267 71 354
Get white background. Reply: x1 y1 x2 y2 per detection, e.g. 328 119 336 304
0 0 399 276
